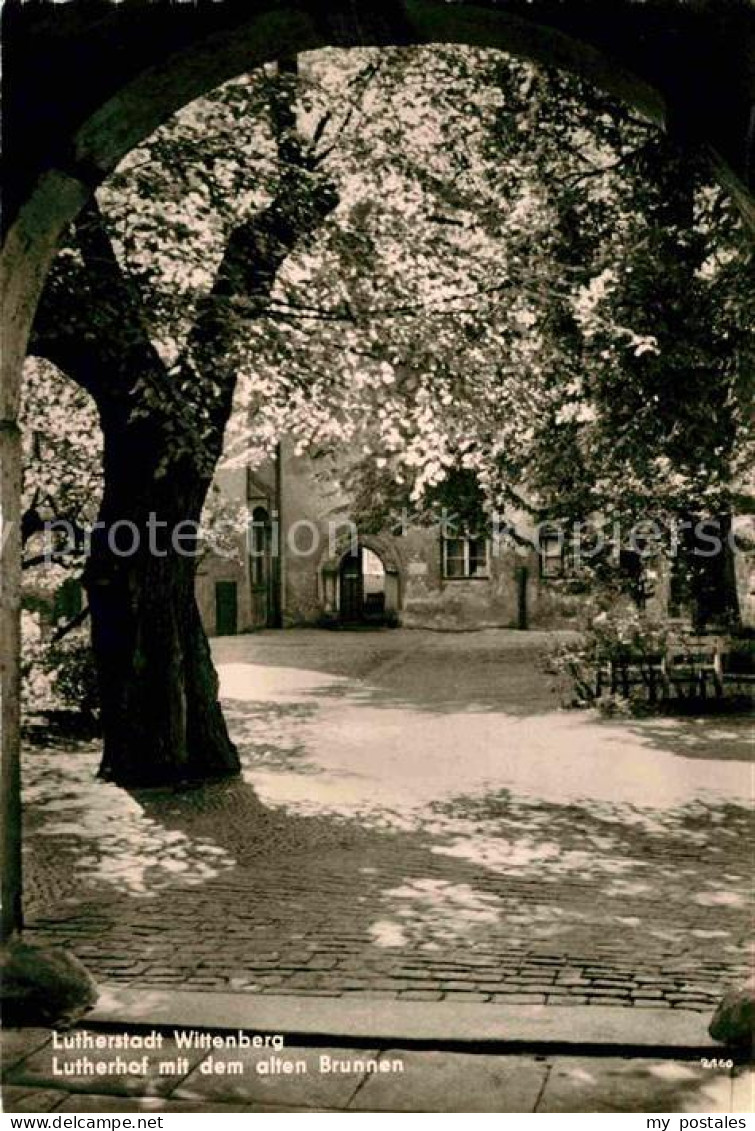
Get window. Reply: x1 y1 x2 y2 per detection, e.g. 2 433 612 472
539 527 565 579
442 535 488 579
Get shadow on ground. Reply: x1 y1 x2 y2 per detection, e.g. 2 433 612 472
20 628 753 1010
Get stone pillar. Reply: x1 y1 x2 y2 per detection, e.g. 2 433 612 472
0 416 22 942
385 569 400 615
1 170 89 943
1 170 102 1023
321 563 338 616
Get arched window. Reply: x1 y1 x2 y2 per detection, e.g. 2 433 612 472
250 506 270 588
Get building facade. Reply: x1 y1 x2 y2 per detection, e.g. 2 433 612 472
196 444 755 638
198 440 746 637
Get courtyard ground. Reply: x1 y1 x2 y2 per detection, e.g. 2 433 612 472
23 628 752 1012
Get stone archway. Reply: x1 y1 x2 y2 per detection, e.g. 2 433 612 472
1 0 753 948
3 0 754 408
320 535 404 624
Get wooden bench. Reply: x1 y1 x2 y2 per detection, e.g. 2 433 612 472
713 646 755 697
595 652 667 703
663 647 718 699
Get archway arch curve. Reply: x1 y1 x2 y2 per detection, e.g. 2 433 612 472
4 0 754 405
319 534 404 623
321 532 404 578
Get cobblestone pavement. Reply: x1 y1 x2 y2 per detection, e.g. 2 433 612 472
2 1027 752 1113
23 629 753 1011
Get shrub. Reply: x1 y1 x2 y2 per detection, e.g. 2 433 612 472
22 630 99 723
545 606 674 713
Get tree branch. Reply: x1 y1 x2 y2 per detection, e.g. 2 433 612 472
50 606 91 643
22 552 72 571
31 197 170 410
169 56 340 466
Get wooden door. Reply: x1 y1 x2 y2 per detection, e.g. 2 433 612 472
215 581 238 636
516 565 528 631
339 550 363 623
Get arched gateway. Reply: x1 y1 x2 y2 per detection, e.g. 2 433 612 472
1 0 753 963
320 536 403 624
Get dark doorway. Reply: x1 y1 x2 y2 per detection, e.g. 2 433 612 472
339 547 387 624
516 565 529 630
215 580 238 636
339 549 364 624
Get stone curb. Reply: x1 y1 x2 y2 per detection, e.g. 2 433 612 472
88 985 722 1055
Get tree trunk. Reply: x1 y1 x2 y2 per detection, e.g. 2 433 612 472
31 63 338 787
86 411 239 787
